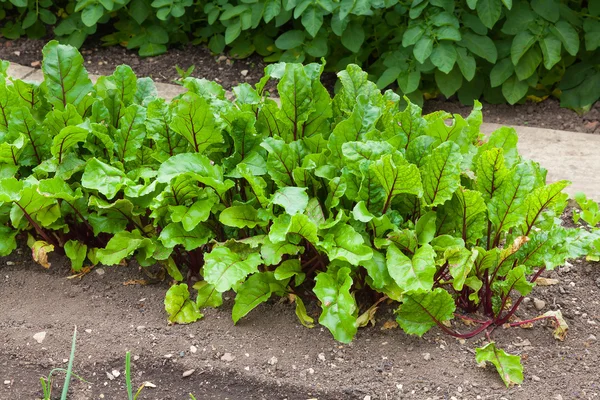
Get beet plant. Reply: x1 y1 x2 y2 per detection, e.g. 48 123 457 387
1 41 597 387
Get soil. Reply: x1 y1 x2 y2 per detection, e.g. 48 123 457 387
2 38 600 135
1 210 600 400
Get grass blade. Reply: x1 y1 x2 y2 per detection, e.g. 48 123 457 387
60 326 78 400
126 351 133 400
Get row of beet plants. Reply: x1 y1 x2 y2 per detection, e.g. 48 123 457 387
1 41 598 387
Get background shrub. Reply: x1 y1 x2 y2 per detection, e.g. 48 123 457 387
1 1 599 109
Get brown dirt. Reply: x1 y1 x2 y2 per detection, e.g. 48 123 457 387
1 222 600 399
1 38 599 135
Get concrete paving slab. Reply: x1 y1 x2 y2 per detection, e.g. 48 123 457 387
155 81 185 101
482 123 600 201
6 63 34 79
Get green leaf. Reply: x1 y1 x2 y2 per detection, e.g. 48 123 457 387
456 47 476 81
514 47 542 80
371 153 423 212
476 0 502 28
203 246 263 292
446 188 487 244
274 259 305 286
159 222 212 251
460 31 497 63
387 244 436 292
321 223 373 266
430 42 457 74
475 342 523 387
51 126 88 164
341 22 365 53
269 213 319 245
82 158 133 200
396 288 456 336
540 35 562 70
261 236 302 266
435 66 463 97
219 205 262 228
275 30 305 49
294 296 315 328
550 21 580 56
511 31 537 66
420 141 462 206
96 231 154 266
165 284 203 324
531 0 559 22
170 196 217 231
64 240 87 272
413 35 434 63
301 6 323 37
490 58 514 87
501 75 528 104
194 281 223 308
272 187 309 215
232 272 287 323
41 40 93 110
170 93 222 153
415 211 437 245
313 267 357 343
521 180 570 234
446 247 477 290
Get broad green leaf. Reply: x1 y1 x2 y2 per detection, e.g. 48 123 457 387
514 47 542 80
272 187 309 215
82 158 133 200
157 153 233 195
550 21 579 56
163 257 184 281
159 222 212 251
387 244 436 292
460 31 497 63
96 230 154 265
115 104 146 163
502 75 528 104
396 288 456 336
219 205 262 228
521 180 569 234
445 247 477 290
274 259 305 286
476 148 508 200
261 138 301 187
203 246 263 292
371 153 423 212
321 223 373 266
490 58 514 87
435 66 463 97
446 188 487 244
420 141 462 206
476 0 502 28
146 98 189 161
413 35 434 63
475 342 523 387
170 92 222 153
232 272 287 323
494 264 534 297
261 236 302 266
488 162 537 237
415 211 437 245
313 267 357 343
38 177 82 202
269 213 319 245
51 126 88 164
511 31 537 65
531 0 559 22
194 281 223 308
540 35 562 70
0 177 24 203
0 226 18 256
64 240 87 272
165 284 203 324
169 195 218 231
42 41 93 109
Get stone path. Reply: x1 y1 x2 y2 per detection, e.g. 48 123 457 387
5 62 600 200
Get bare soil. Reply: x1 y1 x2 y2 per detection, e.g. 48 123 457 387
1 224 600 399
1 38 600 135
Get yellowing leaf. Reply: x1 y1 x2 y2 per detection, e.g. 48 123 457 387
30 241 54 269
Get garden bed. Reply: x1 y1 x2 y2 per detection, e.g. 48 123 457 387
1 38 599 135
1 232 599 400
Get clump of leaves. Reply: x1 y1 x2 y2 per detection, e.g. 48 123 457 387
572 192 600 261
1 42 596 386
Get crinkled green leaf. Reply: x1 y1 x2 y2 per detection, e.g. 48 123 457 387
159 222 212 251
232 272 287 323
321 223 373 266
170 92 223 153
420 141 462 206
165 284 203 324
475 342 523 387
313 267 357 343
387 244 436 292
272 186 309 215
203 246 263 292
194 280 223 308
96 230 154 266
396 288 456 336
82 158 133 200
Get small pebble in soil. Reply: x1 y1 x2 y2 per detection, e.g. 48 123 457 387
85 329 92 333
221 353 235 362
112 370 120 378
587 334 597 342
136 326 145 331
95 268 105 276
3 380 10 385
134 355 140 361
318 353 326 361
33 331 46 344
241 70 248 76
533 298 546 311
6 261 14 266
569 282 576 287
523 297 531 305
244 366 250 371
363 396 372 400
268 356 278 365
531 375 541 382
423 353 432 361
180 351 185 357
106 372 115 381
308 368 315 374
182 369 195 378
190 345 197 353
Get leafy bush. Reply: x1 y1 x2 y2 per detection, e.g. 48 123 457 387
1 41 598 386
1 1 600 110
